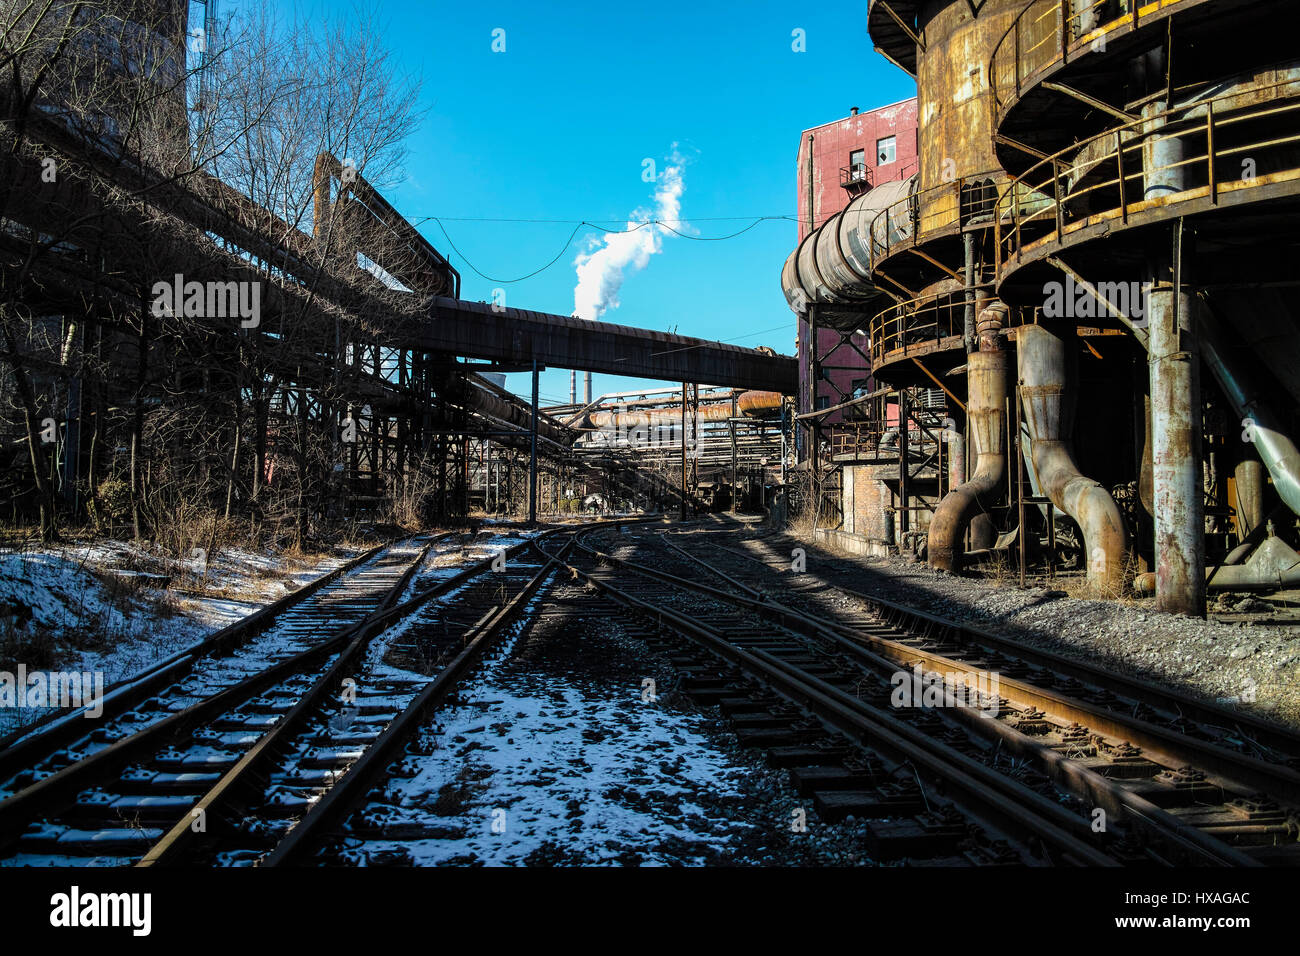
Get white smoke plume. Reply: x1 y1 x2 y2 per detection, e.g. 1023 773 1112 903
572 163 685 322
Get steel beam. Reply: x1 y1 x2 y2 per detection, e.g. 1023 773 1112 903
411 297 795 392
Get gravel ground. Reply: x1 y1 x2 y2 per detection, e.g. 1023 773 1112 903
777 529 1300 731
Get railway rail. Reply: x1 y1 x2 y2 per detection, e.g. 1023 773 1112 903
268 523 1121 866
575 522 1300 866
4 516 1295 867
0 526 597 866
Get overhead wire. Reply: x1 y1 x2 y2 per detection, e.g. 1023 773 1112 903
420 215 797 284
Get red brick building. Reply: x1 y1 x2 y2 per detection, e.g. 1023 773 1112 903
795 98 919 422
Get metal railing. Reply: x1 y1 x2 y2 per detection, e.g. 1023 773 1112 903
865 286 1023 368
854 171 1006 273
991 0 1199 114
840 163 871 190
994 86 1300 271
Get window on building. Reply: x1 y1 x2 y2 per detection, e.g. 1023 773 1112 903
877 135 896 166
815 395 831 411
848 148 866 182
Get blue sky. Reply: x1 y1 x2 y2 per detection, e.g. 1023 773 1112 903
306 1 915 405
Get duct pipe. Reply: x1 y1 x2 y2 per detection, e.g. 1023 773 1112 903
947 430 965 489
1017 325 1128 591
588 391 782 431
780 177 915 317
928 310 1008 573
963 232 977 355
1198 304 1300 519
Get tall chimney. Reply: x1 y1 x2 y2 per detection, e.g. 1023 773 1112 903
584 372 593 404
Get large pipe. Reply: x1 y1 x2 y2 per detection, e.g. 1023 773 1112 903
1017 325 1128 591
1234 460 1266 539
928 313 1008 573
781 177 915 315
1198 302 1300 519
588 391 782 431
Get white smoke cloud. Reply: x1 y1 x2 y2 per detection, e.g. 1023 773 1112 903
572 162 685 322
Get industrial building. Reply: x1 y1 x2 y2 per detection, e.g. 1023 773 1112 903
784 0 1300 617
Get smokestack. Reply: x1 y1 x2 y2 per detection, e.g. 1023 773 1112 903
584 372 593 404
570 370 576 405
850 106 860 116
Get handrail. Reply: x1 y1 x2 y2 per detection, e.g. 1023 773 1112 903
994 82 1300 273
858 169 1005 273
866 284 1008 368
991 0 1200 116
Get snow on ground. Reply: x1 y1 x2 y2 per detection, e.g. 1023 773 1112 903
333 576 880 866
372 679 757 866
0 540 355 739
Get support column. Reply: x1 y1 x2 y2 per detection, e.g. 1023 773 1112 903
528 359 539 526
899 390 910 537
1144 94 1205 616
730 395 738 514
1147 225 1204 616
680 381 688 520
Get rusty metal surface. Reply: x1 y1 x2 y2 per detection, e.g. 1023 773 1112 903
928 350 1009 573
1017 324 1128 590
990 0 1213 122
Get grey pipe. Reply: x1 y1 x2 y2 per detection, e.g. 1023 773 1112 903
1017 325 1128 591
1198 301 1300 518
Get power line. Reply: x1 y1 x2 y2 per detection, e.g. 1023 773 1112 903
422 215 797 285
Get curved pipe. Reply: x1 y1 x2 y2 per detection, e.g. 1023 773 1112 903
1017 325 1128 591
928 350 1007 573
1198 302 1300 518
781 176 915 316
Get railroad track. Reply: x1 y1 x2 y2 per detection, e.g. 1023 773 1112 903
11 516 1292 867
230 520 1298 867
0 526 597 866
571 523 1300 866
256 522 1112 866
